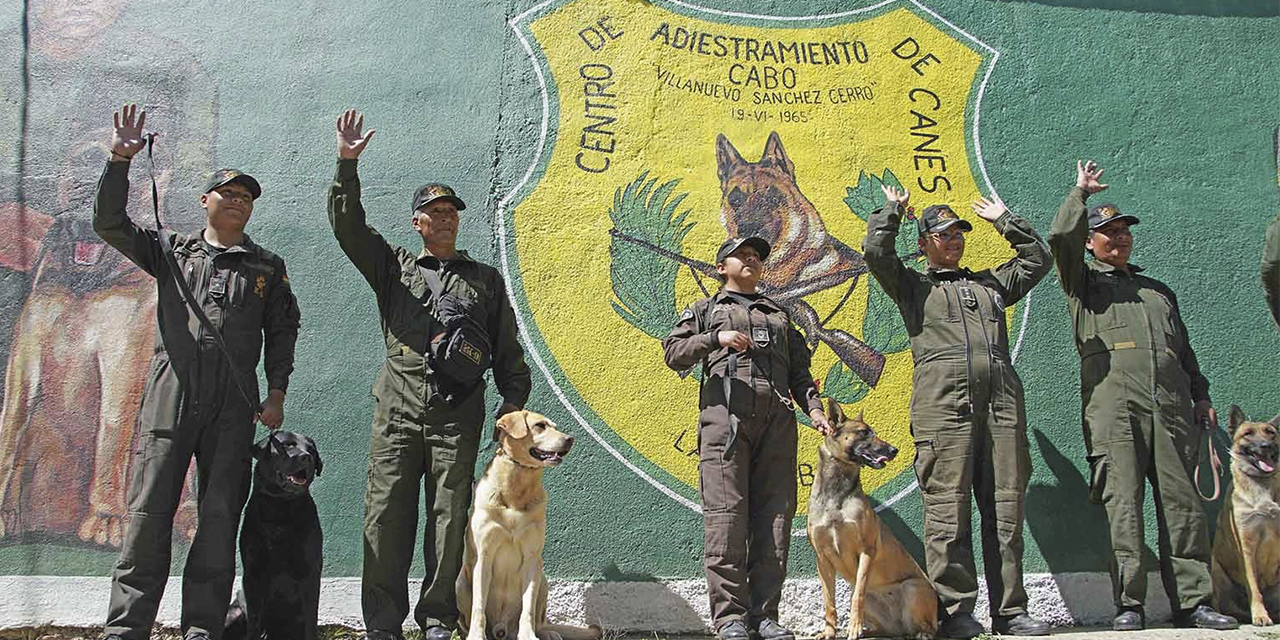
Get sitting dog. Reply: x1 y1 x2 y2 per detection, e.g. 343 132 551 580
1211 406 1279 626
457 410 601 640
807 399 937 640
224 430 324 640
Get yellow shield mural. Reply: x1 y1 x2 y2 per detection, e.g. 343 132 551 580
501 0 1022 516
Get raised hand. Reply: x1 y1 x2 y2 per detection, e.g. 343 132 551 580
111 103 148 160
337 109 376 160
880 183 910 208
972 195 1007 223
1076 160 1108 194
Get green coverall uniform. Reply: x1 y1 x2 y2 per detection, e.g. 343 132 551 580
663 289 823 631
94 161 300 640
327 159 531 635
862 204 1051 620
1048 186 1215 612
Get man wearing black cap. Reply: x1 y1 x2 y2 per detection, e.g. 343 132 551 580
663 236 830 640
92 103 300 640
1049 160 1237 632
863 185 1052 639
327 109 530 640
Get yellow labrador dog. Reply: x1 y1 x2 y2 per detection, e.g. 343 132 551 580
457 410 602 640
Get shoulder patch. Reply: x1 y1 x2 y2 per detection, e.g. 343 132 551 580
678 307 694 322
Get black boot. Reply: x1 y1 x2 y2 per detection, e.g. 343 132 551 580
937 613 985 640
1112 607 1145 631
991 613 1050 636
753 618 795 640
716 620 750 640
1173 604 1239 630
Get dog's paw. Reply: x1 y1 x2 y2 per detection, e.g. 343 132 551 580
1253 611 1274 626
77 511 123 547
845 622 865 640
817 626 837 640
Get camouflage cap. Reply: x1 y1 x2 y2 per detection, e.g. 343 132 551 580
715 236 771 263
412 183 467 212
203 169 261 200
1088 203 1140 230
917 204 973 235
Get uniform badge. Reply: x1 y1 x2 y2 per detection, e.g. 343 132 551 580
254 275 266 300
959 286 977 309
752 327 770 346
935 208 956 220
678 307 694 323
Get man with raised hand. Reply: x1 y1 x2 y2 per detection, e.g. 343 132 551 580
328 109 531 640
862 186 1052 639
1048 160 1237 632
94 103 299 640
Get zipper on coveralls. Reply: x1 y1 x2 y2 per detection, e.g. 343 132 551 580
1137 275 1158 410
944 284 975 416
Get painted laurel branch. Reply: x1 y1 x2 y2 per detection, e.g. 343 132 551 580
607 169 919 414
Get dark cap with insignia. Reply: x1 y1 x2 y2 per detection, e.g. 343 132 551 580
412 183 467 212
204 169 261 199
715 236 771 264
1087 203 1140 230
917 204 973 235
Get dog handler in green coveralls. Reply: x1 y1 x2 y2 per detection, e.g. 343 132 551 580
327 109 531 640
663 236 831 640
863 185 1052 639
1049 160 1237 632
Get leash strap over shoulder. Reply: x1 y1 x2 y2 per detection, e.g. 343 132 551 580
144 136 261 419
1194 419 1223 502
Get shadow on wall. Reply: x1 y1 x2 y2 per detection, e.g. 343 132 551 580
986 0 1278 17
1025 429 1123 573
583 563 706 634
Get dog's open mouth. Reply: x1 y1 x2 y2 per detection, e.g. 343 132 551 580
530 447 566 465
286 472 310 486
1247 450 1277 474
858 451 891 469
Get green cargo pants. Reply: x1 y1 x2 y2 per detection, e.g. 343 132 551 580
1085 404 1213 611
911 361 1033 620
104 355 256 640
362 386 484 634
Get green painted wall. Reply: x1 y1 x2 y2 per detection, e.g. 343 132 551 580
0 0 1276 589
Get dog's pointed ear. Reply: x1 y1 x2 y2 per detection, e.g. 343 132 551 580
496 411 529 440
856 409 865 424
825 397 845 426
716 133 745 185
1229 405 1246 435
1269 414 1280 429
759 131 795 177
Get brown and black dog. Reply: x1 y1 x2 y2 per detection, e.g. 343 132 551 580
807 399 937 640
1211 405 1280 626
714 132 883 385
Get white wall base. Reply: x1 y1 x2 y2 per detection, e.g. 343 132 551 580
0 573 1180 632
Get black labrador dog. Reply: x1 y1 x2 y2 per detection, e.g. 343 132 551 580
225 430 323 640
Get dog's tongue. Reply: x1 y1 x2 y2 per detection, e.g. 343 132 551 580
1258 459 1276 473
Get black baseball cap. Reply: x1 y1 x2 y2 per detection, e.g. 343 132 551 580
412 183 467 212
917 205 973 235
716 236 771 263
204 169 261 199
1088 203 1140 230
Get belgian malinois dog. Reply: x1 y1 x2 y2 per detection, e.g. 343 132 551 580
807 399 937 639
1211 405 1280 626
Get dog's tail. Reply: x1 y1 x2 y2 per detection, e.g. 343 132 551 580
540 623 604 640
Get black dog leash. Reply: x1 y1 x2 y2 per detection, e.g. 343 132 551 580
144 135 262 420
